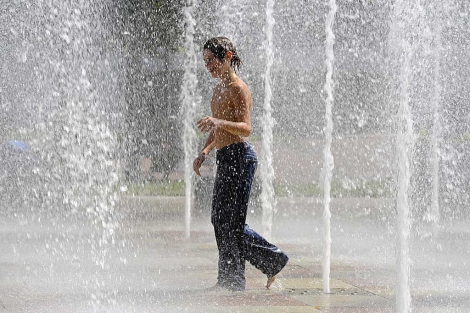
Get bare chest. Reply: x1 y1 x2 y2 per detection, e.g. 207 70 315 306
211 90 236 120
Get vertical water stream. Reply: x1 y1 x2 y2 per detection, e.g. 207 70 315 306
322 0 337 294
260 0 276 240
181 0 198 239
390 1 421 311
429 7 443 230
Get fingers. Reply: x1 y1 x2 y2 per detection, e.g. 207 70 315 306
193 158 200 176
197 120 208 132
197 116 213 132
193 162 201 176
193 156 204 176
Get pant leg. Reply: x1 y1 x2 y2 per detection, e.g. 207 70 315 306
211 144 249 291
211 142 281 290
243 224 289 278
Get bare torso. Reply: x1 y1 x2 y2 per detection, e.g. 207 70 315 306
211 79 252 149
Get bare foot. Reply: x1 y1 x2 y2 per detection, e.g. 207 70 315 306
266 276 276 290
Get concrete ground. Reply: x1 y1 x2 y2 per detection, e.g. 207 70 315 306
1 196 470 312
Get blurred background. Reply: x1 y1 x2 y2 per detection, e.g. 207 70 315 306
1 0 470 311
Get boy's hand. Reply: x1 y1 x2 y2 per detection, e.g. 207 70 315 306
193 153 206 176
197 116 223 132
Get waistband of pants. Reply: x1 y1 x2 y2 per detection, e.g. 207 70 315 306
216 142 250 163
217 142 246 154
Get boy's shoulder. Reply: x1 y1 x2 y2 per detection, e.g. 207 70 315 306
230 79 250 94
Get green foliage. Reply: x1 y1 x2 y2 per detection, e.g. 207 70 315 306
125 179 391 198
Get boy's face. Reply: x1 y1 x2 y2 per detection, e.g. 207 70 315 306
203 49 227 78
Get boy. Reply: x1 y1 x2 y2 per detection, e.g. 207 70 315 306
193 37 288 291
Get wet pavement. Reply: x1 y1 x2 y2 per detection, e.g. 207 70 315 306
1 197 470 312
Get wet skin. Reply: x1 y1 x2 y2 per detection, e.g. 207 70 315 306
193 49 252 176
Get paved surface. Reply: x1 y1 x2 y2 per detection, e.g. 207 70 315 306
1 197 470 312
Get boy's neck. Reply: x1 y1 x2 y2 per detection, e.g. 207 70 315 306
220 70 237 87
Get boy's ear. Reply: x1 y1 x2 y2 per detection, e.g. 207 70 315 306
225 50 233 61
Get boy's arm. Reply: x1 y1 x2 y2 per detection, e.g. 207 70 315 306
193 130 215 176
201 130 216 155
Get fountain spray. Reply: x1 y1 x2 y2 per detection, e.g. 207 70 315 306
260 0 276 241
180 0 198 239
429 4 443 231
389 0 423 311
321 0 337 294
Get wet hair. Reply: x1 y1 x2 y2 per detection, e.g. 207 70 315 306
203 37 242 72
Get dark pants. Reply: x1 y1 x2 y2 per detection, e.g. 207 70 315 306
211 142 289 291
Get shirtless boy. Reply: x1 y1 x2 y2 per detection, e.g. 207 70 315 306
193 37 288 291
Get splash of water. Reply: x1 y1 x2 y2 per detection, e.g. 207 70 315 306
389 1 422 311
260 0 276 240
6 1 125 308
429 8 443 230
321 0 337 294
181 0 199 239
217 0 247 42
395 53 413 313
